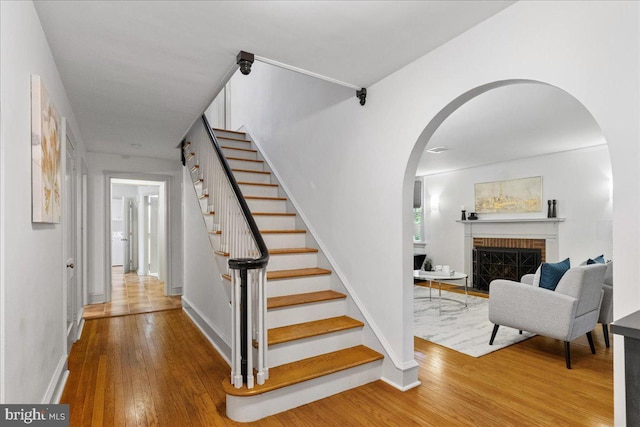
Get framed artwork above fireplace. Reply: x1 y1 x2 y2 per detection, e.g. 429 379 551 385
474 176 542 213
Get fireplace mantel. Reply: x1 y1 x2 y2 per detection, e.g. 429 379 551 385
458 217 564 287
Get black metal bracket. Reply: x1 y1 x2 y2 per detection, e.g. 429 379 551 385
356 88 367 106
237 51 255 75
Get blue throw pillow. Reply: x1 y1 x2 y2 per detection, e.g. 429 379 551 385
587 255 605 264
539 258 571 291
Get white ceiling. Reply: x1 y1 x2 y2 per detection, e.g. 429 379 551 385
34 0 514 160
417 83 607 176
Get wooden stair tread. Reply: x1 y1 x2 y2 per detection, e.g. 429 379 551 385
237 182 278 187
212 128 246 136
217 136 251 143
222 267 331 282
269 247 318 254
260 229 305 234
221 146 257 153
252 212 295 216
268 290 346 309
245 196 286 201
209 230 222 235
232 168 270 175
203 211 215 215
226 157 263 163
222 345 382 397
217 247 318 257
198 194 208 199
268 316 364 346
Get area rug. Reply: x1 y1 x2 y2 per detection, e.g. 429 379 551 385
414 286 534 357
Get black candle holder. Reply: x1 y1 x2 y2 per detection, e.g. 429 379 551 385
461 210 467 221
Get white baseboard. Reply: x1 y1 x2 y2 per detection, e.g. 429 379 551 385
42 354 68 404
170 286 183 296
181 297 231 365
87 293 105 304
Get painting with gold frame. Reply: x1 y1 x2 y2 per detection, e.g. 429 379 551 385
474 176 542 214
31 75 62 223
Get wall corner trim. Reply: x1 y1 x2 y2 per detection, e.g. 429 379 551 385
42 354 68 404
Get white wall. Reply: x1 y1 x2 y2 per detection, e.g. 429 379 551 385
181 123 231 358
423 145 613 271
228 1 639 421
86 152 182 301
0 0 87 403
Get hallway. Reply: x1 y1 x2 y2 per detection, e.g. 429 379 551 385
83 268 181 319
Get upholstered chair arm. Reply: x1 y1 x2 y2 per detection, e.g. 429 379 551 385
520 274 535 285
599 284 613 324
489 280 578 341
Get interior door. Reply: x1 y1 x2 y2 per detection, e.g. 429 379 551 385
122 197 131 273
65 136 77 351
149 195 159 276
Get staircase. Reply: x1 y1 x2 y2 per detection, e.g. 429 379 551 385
183 123 383 422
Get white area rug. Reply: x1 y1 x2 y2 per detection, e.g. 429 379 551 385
414 286 534 357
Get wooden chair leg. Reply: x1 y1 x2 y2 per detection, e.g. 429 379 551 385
565 341 571 369
602 324 610 348
489 324 500 345
586 331 596 354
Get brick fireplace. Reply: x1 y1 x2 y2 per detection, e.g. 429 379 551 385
472 238 545 290
460 218 563 289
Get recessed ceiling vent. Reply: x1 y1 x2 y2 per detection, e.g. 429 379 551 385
426 146 448 154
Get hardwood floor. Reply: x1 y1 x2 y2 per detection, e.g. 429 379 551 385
62 309 613 426
83 268 181 319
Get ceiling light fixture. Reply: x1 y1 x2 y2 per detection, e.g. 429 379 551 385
426 146 448 154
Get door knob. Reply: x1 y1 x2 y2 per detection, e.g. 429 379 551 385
67 263 75 269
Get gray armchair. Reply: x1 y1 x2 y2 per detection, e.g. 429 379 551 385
488 264 607 368
598 262 613 348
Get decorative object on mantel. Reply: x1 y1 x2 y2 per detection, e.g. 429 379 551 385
475 176 542 213
547 200 552 218
461 209 467 221
468 212 478 220
552 199 557 218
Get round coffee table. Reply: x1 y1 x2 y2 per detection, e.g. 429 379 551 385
413 270 468 313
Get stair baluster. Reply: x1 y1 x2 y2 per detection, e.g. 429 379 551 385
185 115 269 389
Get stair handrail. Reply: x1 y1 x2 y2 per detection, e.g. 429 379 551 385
189 114 269 390
201 114 269 270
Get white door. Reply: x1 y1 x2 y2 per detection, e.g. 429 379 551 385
64 136 77 351
123 197 137 273
148 195 159 276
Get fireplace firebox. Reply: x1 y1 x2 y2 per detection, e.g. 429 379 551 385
473 247 541 291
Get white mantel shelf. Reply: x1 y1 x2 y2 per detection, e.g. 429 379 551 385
456 218 565 224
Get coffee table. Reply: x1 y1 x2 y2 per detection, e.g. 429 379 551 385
413 270 468 313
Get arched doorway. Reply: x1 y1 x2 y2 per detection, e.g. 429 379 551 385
405 78 613 403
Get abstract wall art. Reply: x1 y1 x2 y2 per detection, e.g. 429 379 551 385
31 75 62 223
474 176 542 214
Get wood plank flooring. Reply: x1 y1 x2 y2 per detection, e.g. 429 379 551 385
83 268 181 319
62 309 613 426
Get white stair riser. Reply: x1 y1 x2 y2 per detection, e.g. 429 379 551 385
266 252 318 271
203 215 215 231
265 328 361 368
267 299 346 329
209 233 221 250
222 147 257 161
262 233 306 248
228 158 264 172
198 198 208 212
247 198 287 213
239 184 279 198
216 137 252 150
266 275 331 298
226 358 382 423
232 171 271 184
213 130 246 140
254 215 296 230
